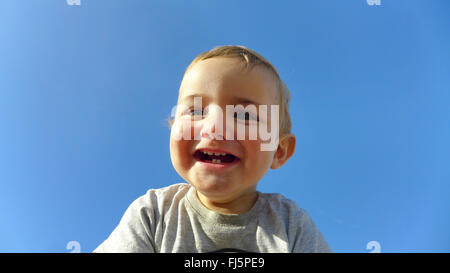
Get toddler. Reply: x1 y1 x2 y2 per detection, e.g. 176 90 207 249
94 45 331 253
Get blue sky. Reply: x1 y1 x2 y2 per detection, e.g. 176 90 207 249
0 0 449 253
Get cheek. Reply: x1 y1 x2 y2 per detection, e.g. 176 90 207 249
242 140 274 171
170 128 194 172
170 117 195 141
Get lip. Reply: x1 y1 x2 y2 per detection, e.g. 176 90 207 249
195 159 240 171
195 148 239 158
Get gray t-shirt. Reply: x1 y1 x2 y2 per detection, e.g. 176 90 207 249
94 183 331 253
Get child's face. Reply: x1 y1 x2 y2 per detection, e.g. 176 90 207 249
170 57 281 207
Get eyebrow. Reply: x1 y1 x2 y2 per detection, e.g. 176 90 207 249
234 97 260 105
180 94 261 105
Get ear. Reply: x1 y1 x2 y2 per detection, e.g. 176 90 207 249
270 133 296 170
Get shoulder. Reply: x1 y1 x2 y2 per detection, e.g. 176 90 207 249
118 183 191 232
260 192 332 253
144 183 191 200
259 192 316 231
94 183 192 253
260 192 306 218
131 183 191 210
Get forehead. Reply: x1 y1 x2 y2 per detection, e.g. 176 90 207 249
178 57 279 105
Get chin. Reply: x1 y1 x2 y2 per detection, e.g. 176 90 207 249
191 178 235 195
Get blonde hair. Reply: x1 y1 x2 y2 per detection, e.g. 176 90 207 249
174 45 292 136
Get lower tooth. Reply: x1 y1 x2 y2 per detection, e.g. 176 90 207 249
211 159 221 164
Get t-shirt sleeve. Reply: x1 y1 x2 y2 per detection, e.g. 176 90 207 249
93 194 156 253
291 208 332 253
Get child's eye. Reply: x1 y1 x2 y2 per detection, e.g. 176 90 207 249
189 108 203 116
234 112 258 121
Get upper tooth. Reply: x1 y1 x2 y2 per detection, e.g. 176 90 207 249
202 151 228 156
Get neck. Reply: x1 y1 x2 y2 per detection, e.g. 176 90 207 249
195 190 258 215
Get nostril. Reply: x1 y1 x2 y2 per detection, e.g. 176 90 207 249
200 130 213 139
200 129 223 140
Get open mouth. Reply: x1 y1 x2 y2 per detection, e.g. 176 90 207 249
193 149 239 164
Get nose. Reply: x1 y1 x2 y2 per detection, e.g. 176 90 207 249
199 105 225 140
200 123 217 140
